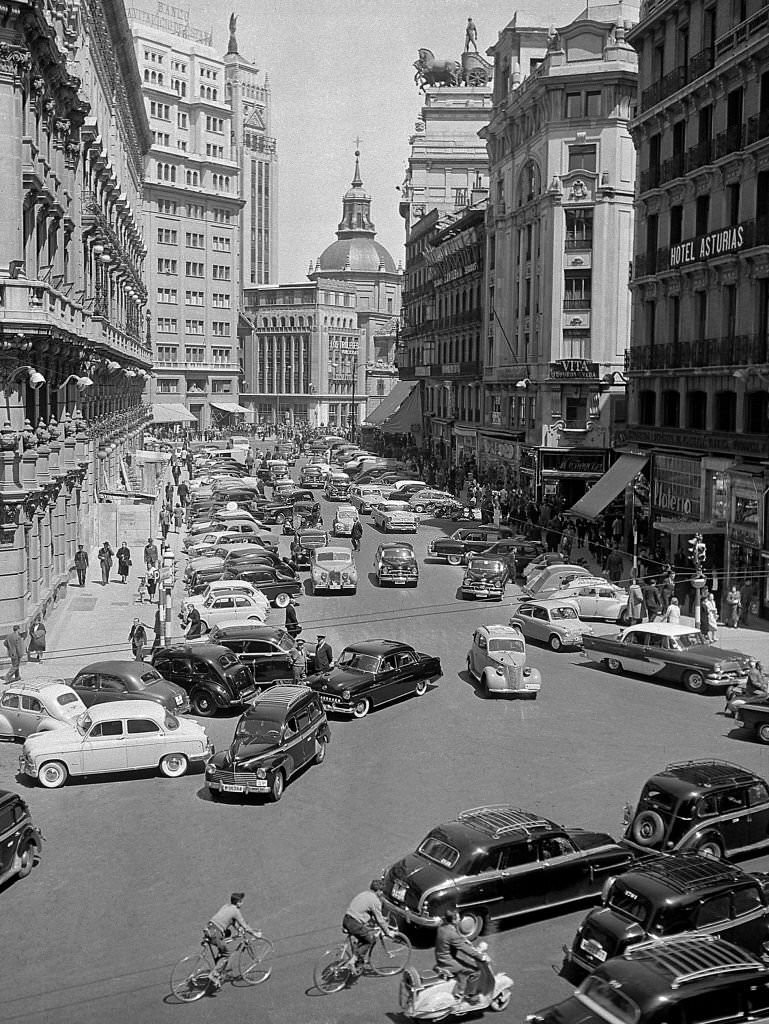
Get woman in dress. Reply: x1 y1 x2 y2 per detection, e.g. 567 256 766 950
116 540 131 584
27 619 46 662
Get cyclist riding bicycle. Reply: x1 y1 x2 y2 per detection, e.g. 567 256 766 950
342 879 395 975
205 892 261 988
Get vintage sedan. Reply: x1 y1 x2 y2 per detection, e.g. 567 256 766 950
20 700 212 789
428 526 510 565
299 464 326 488
222 565 301 608
461 556 510 601
349 484 387 514
370 500 418 534
179 580 266 624
466 625 541 698
152 643 257 716
550 578 629 622
331 503 359 536
196 591 269 632
0 789 43 888
311 546 358 595
374 542 419 587
381 804 637 940
510 600 593 652
307 639 442 718
736 699 769 744
0 680 86 740
408 488 455 515
582 623 751 693
69 661 190 714
290 527 329 569
483 536 546 575
324 472 351 501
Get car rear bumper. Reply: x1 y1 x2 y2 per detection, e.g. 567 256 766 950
382 897 440 928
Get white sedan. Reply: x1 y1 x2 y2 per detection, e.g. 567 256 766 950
311 546 358 594
197 592 269 632
180 580 269 625
370 501 418 534
408 489 455 514
548 579 629 623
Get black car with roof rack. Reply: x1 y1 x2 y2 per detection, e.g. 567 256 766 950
381 804 638 941
205 685 330 802
566 852 769 976
624 759 769 860
151 643 256 717
531 934 769 1024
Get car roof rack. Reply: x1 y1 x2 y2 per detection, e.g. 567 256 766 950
629 853 742 895
631 935 765 988
6 677 67 692
457 805 553 839
662 760 756 787
253 685 312 709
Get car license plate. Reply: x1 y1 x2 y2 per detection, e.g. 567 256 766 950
221 783 246 793
580 938 606 962
476 590 488 598
391 882 407 902
175 696 183 705
393 579 405 585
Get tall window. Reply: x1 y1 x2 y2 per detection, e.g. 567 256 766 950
565 208 593 248
568 145 596 172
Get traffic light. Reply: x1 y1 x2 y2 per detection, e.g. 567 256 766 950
689 533 707 568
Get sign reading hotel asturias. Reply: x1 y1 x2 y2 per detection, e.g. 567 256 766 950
669 224 745 269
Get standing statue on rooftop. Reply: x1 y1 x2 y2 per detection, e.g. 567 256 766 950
465 17 478 52
227 12 238 54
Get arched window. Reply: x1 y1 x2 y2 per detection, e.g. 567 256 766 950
745 391 769 433
714 391 736 432
686 390 707 430
638 389 656 425
661 390 680 427
518 160 541 206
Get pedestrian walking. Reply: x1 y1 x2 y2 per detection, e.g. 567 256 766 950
159 506 171 542
27 619 46 662
186 606 203 639
144 537 159 569
285 596 302 639
313 634 334 673
146 564 159 604
98 541 113 585
173 502 184 532
152 607 163 653
606 544 625 584
128 618 148 660
74 544 89 587
177 481 189 508
164 482 174 506
701 590 718 643
739 579 755 627
289 640 306 684
116 541 132 584
351 518 363 551
626 579 646 625
3 625 25 682
726 584 741 628
664 597 681 624
186 453 193 478
642 577 662 621
171 464 181 486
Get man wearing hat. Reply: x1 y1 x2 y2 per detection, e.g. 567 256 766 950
314 634 334 674
289 639 306 684
285 595 301 639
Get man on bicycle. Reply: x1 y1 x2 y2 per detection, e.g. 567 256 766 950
342 879 395 974
205 892 261 988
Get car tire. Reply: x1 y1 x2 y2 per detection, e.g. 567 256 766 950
274 592 290 608
631 809 665 847
38 761 68 789
606 657 623 673
314 739 327 764
757 723 769 745
275 513 285 525
415 680 428 697
457 911 485 941
413 504 425 514
16 839 36 878
159 753 189 779
270 769 285 802
549 634 563 652
683 670 706 694
694 836 723 859
490 989 512 1012
447 554 462 566
352 697 370 719
617 609 631 626
191 690 217 717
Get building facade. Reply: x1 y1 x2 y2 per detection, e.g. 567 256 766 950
309 152 401 425
129 6 250 429
624 0 769 618
0 0 151 633
481 7 638 504
240 281 364 429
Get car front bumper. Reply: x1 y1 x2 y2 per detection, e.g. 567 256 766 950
461 584 504 599
381 896 440 928
317 693 357 715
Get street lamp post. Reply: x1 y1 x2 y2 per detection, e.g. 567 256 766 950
350 354 358 445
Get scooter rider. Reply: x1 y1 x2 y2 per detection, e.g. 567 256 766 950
435 907 486 1004
746 659 768 700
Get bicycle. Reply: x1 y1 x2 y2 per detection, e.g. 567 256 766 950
170 929 274 1001
314 922 411 994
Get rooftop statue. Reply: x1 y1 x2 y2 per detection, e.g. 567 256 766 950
413 48 461 90
465 17 478 53
227 12 238 55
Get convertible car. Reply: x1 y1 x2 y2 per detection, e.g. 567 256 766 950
582 623 751 693
307 640 442 719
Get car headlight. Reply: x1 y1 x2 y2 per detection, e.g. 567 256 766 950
321 572 328 582
523 667 531 676
342 572 350 581
205 763 214 775
341 689 351 700
256 767 267 779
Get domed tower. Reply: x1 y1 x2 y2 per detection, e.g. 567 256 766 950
309 150 402 426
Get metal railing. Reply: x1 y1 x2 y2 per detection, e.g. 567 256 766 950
627 334 768 371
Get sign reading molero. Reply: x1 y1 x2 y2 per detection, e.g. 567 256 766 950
669 224 745 269
549 359 599 380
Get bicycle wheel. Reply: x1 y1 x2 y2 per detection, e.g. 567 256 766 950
368 931 411 976
170 952 210 1002
314 945 352 993
237 937 274 985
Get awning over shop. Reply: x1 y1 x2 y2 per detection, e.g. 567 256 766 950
151 402 197 424
567 453 649 521
209 401 250 415
364 380 420 434
652 519 725 536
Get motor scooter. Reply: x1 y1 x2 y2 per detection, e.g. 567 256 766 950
725 682 769 717
398 944 513 1021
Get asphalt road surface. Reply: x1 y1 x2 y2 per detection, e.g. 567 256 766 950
3 455 769 1024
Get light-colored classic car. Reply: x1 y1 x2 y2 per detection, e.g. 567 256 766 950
20 700 212 788
197 591 269 632
583 623 752 693
510 599 593 652
332 503 359 536
548 578 629 622
311 546 358 594
370 500 418 534
349 484 387 514
180 580 266 624
466 624 541 698
408 489 455 514
0 679 86 740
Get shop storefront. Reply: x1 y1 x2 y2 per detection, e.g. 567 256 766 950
727 473 766 620
454 425 479 470
538 449 607 507
650 453 726 572
478 434 520 486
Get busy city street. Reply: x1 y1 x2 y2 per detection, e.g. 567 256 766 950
3 442 769 1024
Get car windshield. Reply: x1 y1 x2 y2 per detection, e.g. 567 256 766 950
316 551 345 563
383 548 413 561
577 977 641 1024
673 630 707 649
57 692 80 707
488 638 525 653
336 651 380 673
469 559 505 572
236 717 281 744
302 534 326 545
606 883 652 925
550 606 579 621
417 834 460 870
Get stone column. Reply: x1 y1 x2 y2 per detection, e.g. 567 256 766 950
0 47 26 269
39 500 53 593
0 425 27 630
27 506 41 606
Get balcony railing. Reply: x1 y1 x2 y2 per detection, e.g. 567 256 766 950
154 360 241 372
563 298 592 310
747 110 769 145
434 311 482 330
659 152 686 185
686 138 713 172
623 424 769 457
715 5 769 60
715 123 746 159
627 334 768 371
565 237 593 251
641 66 688 113
639 166 661 192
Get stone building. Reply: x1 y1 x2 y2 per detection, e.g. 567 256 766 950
0 0 151 633
622 0 769 618
481 6 638 504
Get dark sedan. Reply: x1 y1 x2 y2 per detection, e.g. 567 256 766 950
427 526 511 565
69 661 190 714
223 565 302 608
307 639 442 719
382 804 639 940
